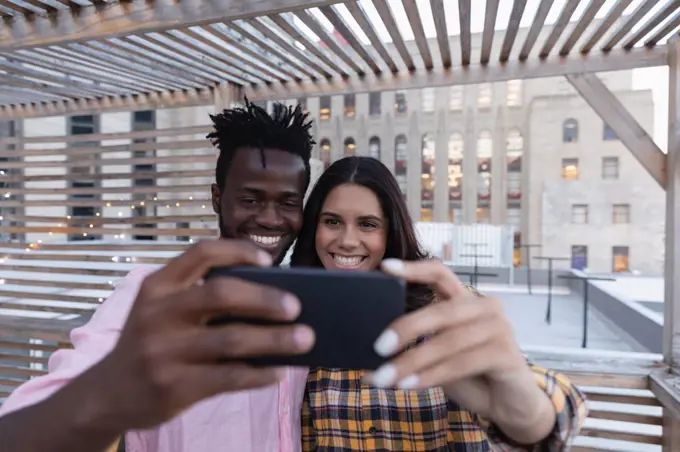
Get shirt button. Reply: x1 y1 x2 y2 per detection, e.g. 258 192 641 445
368 426 377 435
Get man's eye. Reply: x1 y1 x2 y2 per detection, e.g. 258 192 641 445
240 198 259 206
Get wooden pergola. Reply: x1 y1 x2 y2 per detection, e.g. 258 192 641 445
0 0 679 450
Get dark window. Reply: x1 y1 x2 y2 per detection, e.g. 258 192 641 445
563 119 578 143
369 92 381 116
603 124 618 141
571 245 588 270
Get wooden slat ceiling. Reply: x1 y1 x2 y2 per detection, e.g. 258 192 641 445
0 0 676 118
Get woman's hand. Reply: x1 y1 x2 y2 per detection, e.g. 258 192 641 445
368 258 556 445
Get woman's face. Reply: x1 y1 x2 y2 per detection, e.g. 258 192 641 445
315 183 387 271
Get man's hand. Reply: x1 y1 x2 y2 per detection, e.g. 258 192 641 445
367 258 556 445
96 239 315 431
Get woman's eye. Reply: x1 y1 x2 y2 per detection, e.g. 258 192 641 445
360 222 378 230
324 218 340 226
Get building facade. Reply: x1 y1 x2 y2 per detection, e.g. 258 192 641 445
0 25 663 275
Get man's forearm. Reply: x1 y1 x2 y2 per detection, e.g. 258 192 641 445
0 361 125 452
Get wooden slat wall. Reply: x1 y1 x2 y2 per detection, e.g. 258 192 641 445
0 120 668 450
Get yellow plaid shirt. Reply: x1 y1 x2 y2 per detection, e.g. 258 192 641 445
301 285 587 451
301 365 587 451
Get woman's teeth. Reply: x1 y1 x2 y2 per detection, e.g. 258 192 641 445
333 255 364 266
250 235 282 247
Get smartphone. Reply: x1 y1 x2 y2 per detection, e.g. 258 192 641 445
205 266 406 369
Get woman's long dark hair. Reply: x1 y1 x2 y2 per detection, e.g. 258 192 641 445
290 156 434 311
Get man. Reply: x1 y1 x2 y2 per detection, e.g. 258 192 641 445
0 100 317 451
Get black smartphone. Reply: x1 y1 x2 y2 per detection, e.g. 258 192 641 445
205 266 406 369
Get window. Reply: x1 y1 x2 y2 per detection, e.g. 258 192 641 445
320 96 331 121
571 245 588 270
344 94 356 118
251 100 267 110
612 246 630 272
448 133 463 203
507 207 521 228
421 88 435 112
602 157 619 180
133 110 154 123
477 83 492 108
395 135 408 197
507 129 522 199
603 123 618 140
476 207 490 223
562 158 579 180
506 80 522 107
71 115 96 135
319 138 331 168
477 130 492 201
450 86 463 110
177 222 191 242
421 133 435 202
612 204 630 224
563 119 578 143
368 137 380 159
395 135 408 163
571 204 588 224
369 92 381 116
476 130 492 158
507 172 521 199
343 137 355 156
395 91 407 114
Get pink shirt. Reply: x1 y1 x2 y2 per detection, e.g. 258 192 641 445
0 266 309 452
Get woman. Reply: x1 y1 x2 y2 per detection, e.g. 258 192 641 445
291 156 587 451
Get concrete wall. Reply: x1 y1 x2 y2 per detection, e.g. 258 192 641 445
567 277 662 353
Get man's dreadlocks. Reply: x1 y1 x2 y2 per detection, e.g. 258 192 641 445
207 98 315 191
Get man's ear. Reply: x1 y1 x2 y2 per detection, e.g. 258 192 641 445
210 183 221 215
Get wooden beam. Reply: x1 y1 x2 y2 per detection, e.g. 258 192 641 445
0 89 213 119
0 0 346 52
649 370 680 451
245 47 667 100
666 35 680 371
539 0 580 58
566 72 665 187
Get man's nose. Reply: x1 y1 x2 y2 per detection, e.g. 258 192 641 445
256 203 285 228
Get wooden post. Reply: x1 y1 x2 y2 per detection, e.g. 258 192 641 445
664 34 680 451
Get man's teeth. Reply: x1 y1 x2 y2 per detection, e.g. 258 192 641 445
250 235 282 246
333 255 363 266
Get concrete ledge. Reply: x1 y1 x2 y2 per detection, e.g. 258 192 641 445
566 272 662 353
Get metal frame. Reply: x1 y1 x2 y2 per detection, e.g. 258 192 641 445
1 0 680 447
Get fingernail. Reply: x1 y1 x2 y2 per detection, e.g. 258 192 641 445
371 364 397 387
257 250 273 266
293 326 315 349
381 259 404 275
397 374 420 389
374 329 399 357
282 294 300 318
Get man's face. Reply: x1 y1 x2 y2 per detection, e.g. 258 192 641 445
211 147 307 264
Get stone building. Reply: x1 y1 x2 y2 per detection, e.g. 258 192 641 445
0 25 662 274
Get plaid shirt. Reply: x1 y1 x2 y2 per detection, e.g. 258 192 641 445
302 365 587 451
301 284 587 451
